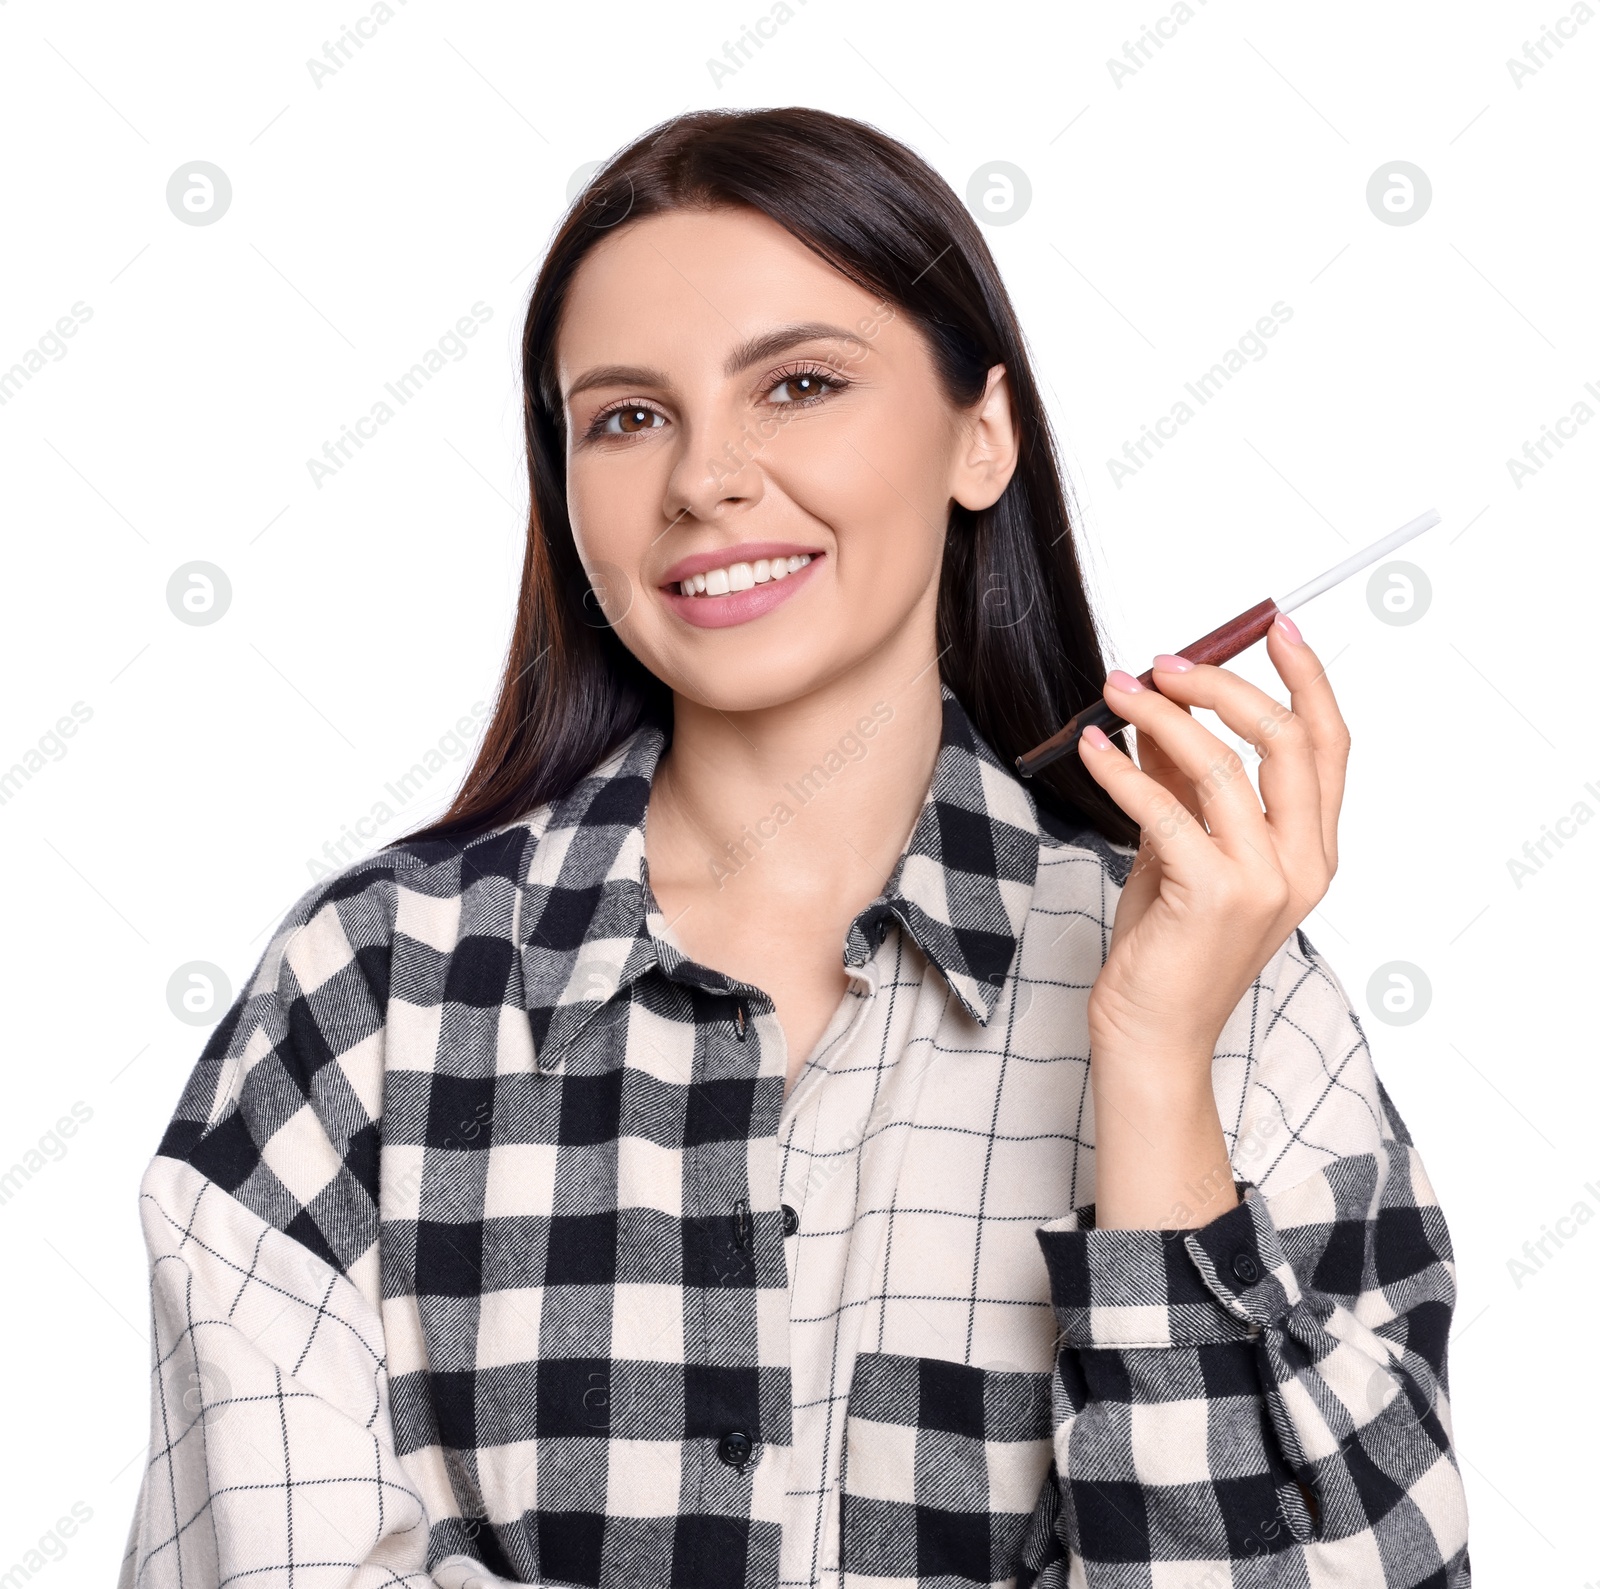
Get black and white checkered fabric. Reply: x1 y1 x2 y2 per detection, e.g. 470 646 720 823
120 688 1469 1588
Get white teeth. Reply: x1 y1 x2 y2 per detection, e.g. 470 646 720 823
674 553 812 597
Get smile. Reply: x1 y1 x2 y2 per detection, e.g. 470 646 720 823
659 546 824 630
676 554 813 597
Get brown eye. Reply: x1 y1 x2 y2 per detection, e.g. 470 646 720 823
595 404 664 438
768 368 842 405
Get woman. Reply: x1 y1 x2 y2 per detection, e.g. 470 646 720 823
121 108 1469 1588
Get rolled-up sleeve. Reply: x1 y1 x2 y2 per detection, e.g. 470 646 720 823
1028 931 1470 1586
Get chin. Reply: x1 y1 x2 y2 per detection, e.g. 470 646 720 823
637 623 876 717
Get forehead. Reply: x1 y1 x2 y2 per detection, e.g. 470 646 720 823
554 206 890 383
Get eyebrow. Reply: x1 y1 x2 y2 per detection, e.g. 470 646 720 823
562 321 867 404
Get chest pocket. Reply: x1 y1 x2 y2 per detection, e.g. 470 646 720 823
839 1352 1055 1587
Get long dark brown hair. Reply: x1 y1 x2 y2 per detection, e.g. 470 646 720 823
391 106 1138 852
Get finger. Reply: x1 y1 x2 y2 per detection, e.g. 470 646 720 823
1136 657 1325 888
1076 718 1223 881
1127 699 1204 823
1264 613 1349 867
1102 670 1276 868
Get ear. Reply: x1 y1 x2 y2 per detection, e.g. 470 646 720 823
949 364 1019 512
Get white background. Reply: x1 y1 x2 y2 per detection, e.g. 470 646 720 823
1 1 1594 1583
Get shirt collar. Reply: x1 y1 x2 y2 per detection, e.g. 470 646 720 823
514 685 1041 1053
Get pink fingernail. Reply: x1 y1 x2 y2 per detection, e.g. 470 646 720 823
1151 653 1194 673
1081 724 1113 750
1106 669 1145 693
1274 613 1304 645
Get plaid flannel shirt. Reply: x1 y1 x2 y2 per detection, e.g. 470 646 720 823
121 688 1469 1589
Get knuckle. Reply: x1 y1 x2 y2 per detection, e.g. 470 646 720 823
1255 704 1298 743
1210 750 1247 786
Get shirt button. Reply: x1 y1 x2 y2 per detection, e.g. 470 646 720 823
782 1204 799 1237
1231 1251 1261 1285
717 1430 754 1470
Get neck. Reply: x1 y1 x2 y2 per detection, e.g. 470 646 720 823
647 633 945 907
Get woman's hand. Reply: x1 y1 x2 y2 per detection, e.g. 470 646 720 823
1073 613 1349 1227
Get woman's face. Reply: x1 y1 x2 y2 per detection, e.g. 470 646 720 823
554 205 1015 714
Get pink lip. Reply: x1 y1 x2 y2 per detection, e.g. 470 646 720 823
660 551 824 629
659 541 825 586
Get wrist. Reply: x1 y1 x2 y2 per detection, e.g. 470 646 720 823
1088 1044 1237 1231
1089 1033 1217 1096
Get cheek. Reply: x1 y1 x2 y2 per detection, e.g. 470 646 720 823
774 391 953 586
567 453 665 604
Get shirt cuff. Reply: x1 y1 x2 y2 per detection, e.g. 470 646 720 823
1036 1182 1298 1349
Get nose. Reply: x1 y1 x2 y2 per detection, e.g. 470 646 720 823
661 406 766 526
